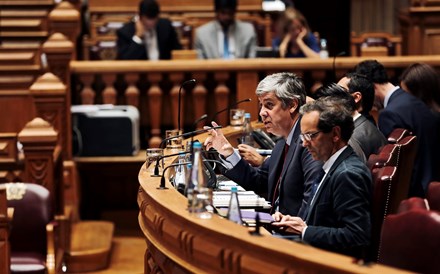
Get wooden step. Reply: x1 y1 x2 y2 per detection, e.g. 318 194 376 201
65 220 114 273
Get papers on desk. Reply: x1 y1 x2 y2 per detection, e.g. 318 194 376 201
213 190 270 208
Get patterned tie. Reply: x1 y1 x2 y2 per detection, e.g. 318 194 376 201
270 143 289 214
300 168 325 220
223 29 229 59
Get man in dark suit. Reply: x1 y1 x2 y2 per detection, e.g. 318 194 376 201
355 60 440 197
271 98 372 258
204 72 323 217
116 0 181 60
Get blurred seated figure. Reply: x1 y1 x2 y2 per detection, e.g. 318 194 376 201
194 0 257 59
116 0 182 60
273 7 320 58
399 63 440 113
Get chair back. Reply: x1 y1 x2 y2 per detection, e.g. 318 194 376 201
387 128 412 144
427 181 440 211
4 183 52 257
379 209 440 274
350 32 402 56
369 165 398 261
397 197 428 213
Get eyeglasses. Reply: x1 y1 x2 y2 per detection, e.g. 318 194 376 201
299 130 322 142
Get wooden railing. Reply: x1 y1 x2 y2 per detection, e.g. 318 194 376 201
70 56 440 147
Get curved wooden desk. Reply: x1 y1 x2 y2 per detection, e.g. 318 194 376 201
137 126 407 274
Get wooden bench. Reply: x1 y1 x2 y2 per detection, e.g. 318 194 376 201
83 0 271 60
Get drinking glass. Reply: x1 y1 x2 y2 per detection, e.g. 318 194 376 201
165 129 183 150
146 148 164 174
229 109 245 127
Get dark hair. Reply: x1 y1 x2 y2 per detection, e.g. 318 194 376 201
300 98 354 142
346 72 375 113
214 0 237 11
354 60 389 84
139 0 160 18
399 63 440 110
313 83 356 113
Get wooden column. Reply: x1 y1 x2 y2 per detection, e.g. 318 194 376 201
236 72 258 120
125 73 140 107
79 74 96 105
18 118 62 214
214 72 230 126
192 73 207 129
30 73 70 159
169 73 185 130
102 73 117 104
42 32 74 85
147 74 163 148
48 1 80 46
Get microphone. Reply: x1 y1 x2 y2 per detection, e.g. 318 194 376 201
192 113 208 129
332 51 346 82
177 79 197 132
158 162 190 190
208 98 252 124
159 125 222 149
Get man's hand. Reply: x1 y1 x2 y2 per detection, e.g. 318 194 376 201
271 212 307 235
203 121 234 157
135 17 145 38
238 144 265 167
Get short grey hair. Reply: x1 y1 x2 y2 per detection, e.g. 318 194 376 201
256 72 306 109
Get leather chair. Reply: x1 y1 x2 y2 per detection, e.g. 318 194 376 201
350 31 402 57
4 182 64 274
378 209 440 274
427 181 440 211
386 128 412 144
369 165 398 262
397 197 428 213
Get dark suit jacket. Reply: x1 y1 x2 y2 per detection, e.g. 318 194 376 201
351 114 387 160
304 146 372 257
116 18 181 60
224 119 323 216
378 88 440 196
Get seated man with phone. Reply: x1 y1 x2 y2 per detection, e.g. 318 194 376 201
205 72 323 217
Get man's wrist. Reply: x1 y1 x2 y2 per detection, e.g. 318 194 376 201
132 35 144 44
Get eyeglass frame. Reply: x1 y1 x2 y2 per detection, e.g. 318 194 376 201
299 130 322 142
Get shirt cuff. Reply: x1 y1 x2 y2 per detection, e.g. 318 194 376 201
221 150 241 169
132 35 143 44
301 226 308 240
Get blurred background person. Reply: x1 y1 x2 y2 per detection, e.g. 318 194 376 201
116 0 181 60
273 7 320 58
399 62 440 113
194 0 257 59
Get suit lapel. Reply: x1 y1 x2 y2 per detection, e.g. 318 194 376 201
305 146 354 222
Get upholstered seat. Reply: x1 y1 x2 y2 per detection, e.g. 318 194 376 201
397 197 428 213
4 182 62 274
427 181 440 211
379 209 440 273
351 32 402 56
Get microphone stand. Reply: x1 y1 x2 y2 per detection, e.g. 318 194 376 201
157 162 190 190
159 126 222 149
177 79 196 132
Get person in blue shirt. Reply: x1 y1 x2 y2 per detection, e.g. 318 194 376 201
273 7 320 58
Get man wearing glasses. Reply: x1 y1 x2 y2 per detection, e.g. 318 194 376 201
271 96 372 258
205 72 322 217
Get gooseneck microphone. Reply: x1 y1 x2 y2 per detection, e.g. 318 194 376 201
332 51 346 82
158 162 190 190
208 98 252 124
159 125 222 149
177 79 197 132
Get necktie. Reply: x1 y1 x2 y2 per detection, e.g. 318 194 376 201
300 168 325 219
223 29 229 59
270 143 289 214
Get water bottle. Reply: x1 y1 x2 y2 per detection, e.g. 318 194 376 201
188 141 212 219
227 186 243 225
319 38 329 59
241 113 255 146
174 152 187 195
184 163 193 209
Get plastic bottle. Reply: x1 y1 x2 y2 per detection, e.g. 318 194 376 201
184 163 194 210
188 141 212 219
319 38 329 59
227 186 243 225
174 152 187 195
241 113 255 146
